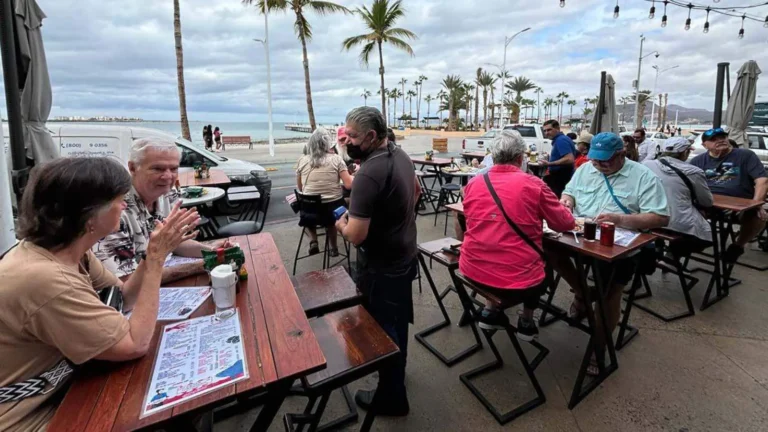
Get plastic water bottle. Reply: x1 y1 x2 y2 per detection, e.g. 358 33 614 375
530 143 537 153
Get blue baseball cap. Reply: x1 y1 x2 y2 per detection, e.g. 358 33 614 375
587 132 624 161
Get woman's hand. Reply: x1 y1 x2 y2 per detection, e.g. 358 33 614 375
146 202 200 260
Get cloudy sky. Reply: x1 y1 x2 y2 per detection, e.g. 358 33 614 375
12 0 768 123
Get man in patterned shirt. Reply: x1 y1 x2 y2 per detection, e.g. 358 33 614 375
94 138 231 281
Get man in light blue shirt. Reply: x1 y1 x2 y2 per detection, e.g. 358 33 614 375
550 132 670 375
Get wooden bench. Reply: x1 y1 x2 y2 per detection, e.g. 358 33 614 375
285 306 400 432
221 135 253 150
291 267 362 318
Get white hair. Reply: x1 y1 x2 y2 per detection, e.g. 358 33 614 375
491 129 526 165
306 127 333 168
129 138 181 165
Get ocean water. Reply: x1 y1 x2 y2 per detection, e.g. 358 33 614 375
46 121 313 144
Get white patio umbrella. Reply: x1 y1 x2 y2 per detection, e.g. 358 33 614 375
16 0 56 163
590 73 619 135
725 60 761 147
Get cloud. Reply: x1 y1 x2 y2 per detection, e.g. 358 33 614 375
1 0 766 123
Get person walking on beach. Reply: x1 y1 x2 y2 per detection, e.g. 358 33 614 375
205 124 214 151
202 126 211 150
214 127 223 151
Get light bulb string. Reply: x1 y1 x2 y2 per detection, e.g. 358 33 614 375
641 0 767 22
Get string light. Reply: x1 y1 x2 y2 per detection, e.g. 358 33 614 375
559 0 565 8
703 7 710 33
739 14 745 39
685 3 692 30
764 15 768 28
614 1 620 19
661 1 668 28
649 0 656 19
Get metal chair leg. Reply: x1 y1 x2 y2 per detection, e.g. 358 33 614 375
293 228 307 275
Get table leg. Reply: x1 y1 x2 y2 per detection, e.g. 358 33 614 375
249 380 292 432
700 215 729 310
567 255 618 410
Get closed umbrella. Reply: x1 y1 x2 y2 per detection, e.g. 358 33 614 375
725 60 761 147
15 0 56 163
590 73 619 135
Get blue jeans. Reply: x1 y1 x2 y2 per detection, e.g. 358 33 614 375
357 258 417 402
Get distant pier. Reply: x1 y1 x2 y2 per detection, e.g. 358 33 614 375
284 124 338 135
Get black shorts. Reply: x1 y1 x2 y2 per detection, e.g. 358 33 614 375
465 276 547 310
594 258 636 286
668 234 712 257
306 197 346 227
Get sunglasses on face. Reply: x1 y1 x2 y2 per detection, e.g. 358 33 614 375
703 127 726 138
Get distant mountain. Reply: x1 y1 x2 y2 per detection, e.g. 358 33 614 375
614 102 714 124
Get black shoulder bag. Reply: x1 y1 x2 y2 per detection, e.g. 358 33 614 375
659 158 700 208
482 173 554 286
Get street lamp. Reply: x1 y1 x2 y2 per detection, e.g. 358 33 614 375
649 64 679 130
499 27 531 128
632 34 660 129
254 7 274 157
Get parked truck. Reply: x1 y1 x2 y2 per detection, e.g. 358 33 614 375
462 124 551 154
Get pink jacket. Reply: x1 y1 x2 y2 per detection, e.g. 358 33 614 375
459 165 575 289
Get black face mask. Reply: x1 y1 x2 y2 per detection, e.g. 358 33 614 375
346 136 373 160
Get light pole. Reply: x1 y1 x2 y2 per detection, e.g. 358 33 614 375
632 35 659 130
500 27 531 128
254 8 274 157
649 64 679 131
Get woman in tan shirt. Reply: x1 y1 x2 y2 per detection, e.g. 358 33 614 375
296 128 354 256
0 157 199 432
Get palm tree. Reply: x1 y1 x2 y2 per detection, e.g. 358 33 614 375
423 94 434 127
398 77 408 117
392 88 403 126
505 76 537 123
520 98 536 123
534 87 543 123
476 71 495 131
436 90 447 126
361 89 372 106
474 68 482 128
567 100 577 122
407 89 417 122
342 0 416 123
463 83 474 129
415 74 427 126
543 97 555 120
556 91 569 123
441 75 463 131
247 0 350 132
635 90 652 128
173 0 191 140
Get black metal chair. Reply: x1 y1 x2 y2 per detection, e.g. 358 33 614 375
452 272 548 425
215 191 271 238
292 191 351 275
433 183 461 234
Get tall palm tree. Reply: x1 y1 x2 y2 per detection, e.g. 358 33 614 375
463 83 474 129
543 97 555 120
398 77 407 117
436 90 447 126
473 68 482 128
424 94 434 127
414 75 427 126
567 100 577 122
534 87 543 123
393 88 403 125
247 0 350 132
441 75 463 131
342 0 416 122
556 91 569 123
505 76 537 123
635 90 652 128
407 89 417 121
412 80 420 125
361 89 372 106
173 0 191 140
476 71 495 131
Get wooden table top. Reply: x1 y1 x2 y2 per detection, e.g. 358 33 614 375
178 169 231 188
712 194 765 213
291 267 362 319
417 237 462 267
461 151 487 158
49 233 325 432
410 156 452 166
443 202 654 262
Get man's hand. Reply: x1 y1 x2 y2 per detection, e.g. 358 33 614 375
539 160 550 166
208 239 234 251
595 213 624 226
147 203 200 259
560 195 574 212
335 212 349 235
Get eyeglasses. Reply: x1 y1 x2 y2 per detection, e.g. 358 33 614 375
703 127 726 138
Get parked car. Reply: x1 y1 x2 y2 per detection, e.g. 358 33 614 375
3 124 271 214
689 131 768 169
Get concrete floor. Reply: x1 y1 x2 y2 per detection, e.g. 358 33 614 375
216 214 768 432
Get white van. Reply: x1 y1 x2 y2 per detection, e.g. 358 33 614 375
4 124 271 213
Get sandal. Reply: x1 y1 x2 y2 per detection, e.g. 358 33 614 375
568 299 587 322
308 241 320 255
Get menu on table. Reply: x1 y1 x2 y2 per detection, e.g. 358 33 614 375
141 311 248 417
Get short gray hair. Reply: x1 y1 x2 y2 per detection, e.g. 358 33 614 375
129 138 181 165
307 127 333 168
345 106 387 140
491 129 526 165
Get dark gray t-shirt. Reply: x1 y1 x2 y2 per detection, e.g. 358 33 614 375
690 148 767 199
349 143 417 272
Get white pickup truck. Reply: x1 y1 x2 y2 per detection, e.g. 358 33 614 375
462 124 551 154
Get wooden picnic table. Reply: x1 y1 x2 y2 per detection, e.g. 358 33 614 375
178 169 231 188
48 233 326 432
